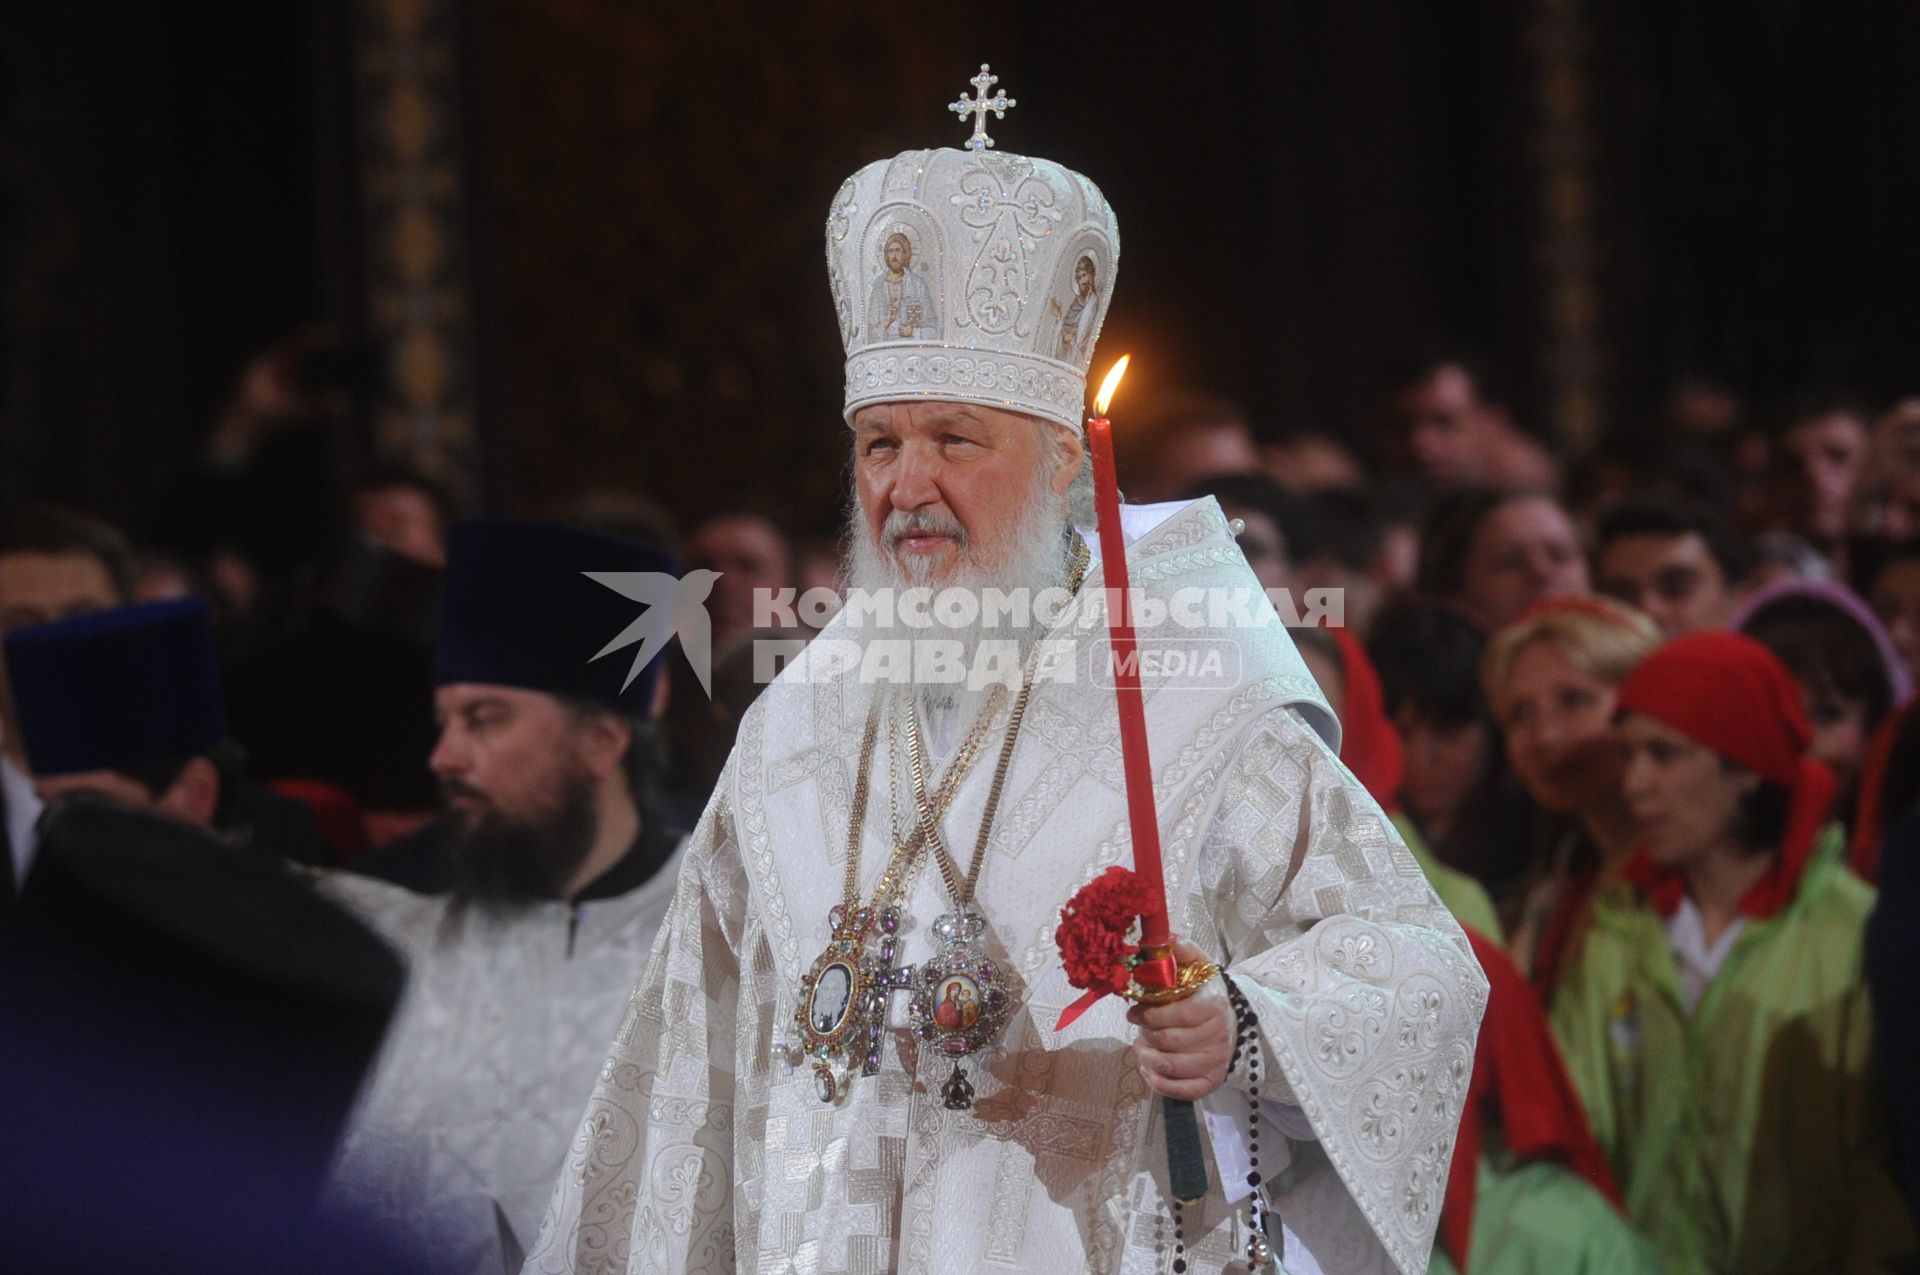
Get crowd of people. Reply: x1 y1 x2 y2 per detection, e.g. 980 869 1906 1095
3 330 1918 1273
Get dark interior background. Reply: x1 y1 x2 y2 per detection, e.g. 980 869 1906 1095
6 0 1917 540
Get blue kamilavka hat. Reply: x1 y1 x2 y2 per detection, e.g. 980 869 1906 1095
435 518 679 711
4 597 225 777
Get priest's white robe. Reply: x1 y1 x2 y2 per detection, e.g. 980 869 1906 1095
524 498 1486 1275
318 846 685 1274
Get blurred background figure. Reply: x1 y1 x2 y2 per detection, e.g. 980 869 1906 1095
1114 391 1262 502
1662 373 1744 442
3 598 330 867
1189 472 1298 593
1369 600 1533 903
1192 473 1412 640
352 464 452 569
1864 539 1920 693
0 503 136 897
129 547 207 604
1552 633 1914 1272
1429 930 1661 1275
792 535 845 603
688 510 793 651
1263 424 1365 494
1420 489 1591 633
1733 580 1911 839
1868 802 1920 1228
1379 350 1557 491
1292 489 1409 639
1293 619 1500 942
0 801 423 1275
1768 392 1871 567
1847 398 1920 544
550 488 685 557
1591 496 1752 636
1482 597 1662 997
1746 529 1837 588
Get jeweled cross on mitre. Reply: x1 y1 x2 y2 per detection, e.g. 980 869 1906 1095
950 63 1015 152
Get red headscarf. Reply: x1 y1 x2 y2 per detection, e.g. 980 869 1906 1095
1328 625 1405 813
1614 631 1836 917
1849 697 1916 883
1441 927 1622 1269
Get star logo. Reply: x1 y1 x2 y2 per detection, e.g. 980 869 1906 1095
584 568 722 697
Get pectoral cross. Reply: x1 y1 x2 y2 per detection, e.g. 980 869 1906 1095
861 905 916 1077
950 64 1016 152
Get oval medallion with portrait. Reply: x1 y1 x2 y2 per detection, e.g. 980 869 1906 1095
809 960 857 1037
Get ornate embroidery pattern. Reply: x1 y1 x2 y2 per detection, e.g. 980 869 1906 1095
951 160 1061 336
828 141 1114 432
844 351 1085 419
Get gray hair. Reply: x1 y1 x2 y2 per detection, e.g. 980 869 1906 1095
1043 422 1096 529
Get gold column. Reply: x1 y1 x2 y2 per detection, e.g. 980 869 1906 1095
353 0 478 503
1529 0 1603 455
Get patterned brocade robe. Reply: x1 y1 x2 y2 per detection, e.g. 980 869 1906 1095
524 499 1488 1275
318 850 684 1274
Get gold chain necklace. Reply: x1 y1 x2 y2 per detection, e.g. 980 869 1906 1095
789 703 922 1103
787 533 1089 1107
898 633 1051 1108
886 688 1000 850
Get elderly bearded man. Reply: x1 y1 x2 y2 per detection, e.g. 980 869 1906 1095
527 76 1484 1275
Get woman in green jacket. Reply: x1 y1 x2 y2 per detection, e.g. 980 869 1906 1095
1550 632 1914 1273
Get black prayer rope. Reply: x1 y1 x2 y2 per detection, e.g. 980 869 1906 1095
1223 973 1271 1266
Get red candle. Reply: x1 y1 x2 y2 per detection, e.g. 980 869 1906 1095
1084 358 1175 980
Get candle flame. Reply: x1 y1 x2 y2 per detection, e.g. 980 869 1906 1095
1093 356 1131 416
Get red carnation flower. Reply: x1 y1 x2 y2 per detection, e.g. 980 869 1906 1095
1057 866 1150 996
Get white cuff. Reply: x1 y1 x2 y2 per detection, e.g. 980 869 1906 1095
1199 1087 1325 1273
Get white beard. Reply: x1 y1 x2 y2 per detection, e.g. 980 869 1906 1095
844 466 1073 734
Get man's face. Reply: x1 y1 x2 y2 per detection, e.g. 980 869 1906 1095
1775 412 1868 542
355 485 446 569
429 684 601 899
0 552 119 634
1074 258 1095 297
851 402 1078 586
1594 532 1735 636
1461 496 1591 632
1392 366 1487 484
691 515 791 642
884 237 909 274
0 550 123 742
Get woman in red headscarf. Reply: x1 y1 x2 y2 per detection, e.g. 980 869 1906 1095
1549 632 1915 1273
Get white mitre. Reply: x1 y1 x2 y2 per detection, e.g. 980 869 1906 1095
827 64 1120 434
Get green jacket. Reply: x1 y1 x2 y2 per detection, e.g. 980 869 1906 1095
1549 854 1914 1273
1394 814 1506 945
1426 1151 1664 1275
